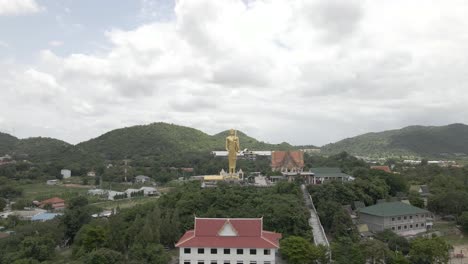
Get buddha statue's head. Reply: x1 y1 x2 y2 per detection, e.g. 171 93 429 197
229 129 235 136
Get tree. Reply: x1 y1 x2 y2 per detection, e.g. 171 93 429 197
20 235 56 262
408 237 451 264
74 224 109 254
0 197 6 211
360 239 391 264
408 192 425 208
458 211 468 232
82 248 125 264
331 237 364 264
129 243 170 264
280 236 328 264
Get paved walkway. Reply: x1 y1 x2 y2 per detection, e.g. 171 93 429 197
301 184 329 247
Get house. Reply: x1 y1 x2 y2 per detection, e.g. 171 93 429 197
125 188 141 196
371 166 391 173
410 185 430 197
309 167 354 184
31 212 62 222
61 169 71 179
358 201 433 236
39 197 65 210
139 187 159 196
88 189 107 196
107 191 126 200
12 209 47 220
135 175 151 183
87 171 96 177
176 217 282 264
46 179 58 185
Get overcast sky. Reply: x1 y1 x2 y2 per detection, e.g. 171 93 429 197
1 0 468 146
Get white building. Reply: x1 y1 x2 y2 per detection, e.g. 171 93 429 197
176 217 281 264
135 175 151 183
61 169 71 179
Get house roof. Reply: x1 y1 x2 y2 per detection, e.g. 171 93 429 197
311 167 352 178
371 166 391 173
31 212 62 221
40 197 65 205
175 218 281 249
359 202 428 217
271 151 304 169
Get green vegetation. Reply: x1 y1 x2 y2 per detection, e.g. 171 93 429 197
322 123 468 158
280 236 328 264
0 181 310 263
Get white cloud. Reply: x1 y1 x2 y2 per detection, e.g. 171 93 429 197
2 0 468 145
0 0 44 16
49 40 63 47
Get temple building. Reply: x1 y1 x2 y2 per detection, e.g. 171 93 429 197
175 217 282 264
271 151 304 173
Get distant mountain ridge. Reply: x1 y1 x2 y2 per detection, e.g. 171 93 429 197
321 123 468 158
0 122 297 162
2 122 467 162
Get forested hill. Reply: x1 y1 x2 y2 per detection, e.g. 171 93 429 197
76 123 295 160
0 123 296 162
0 132 18 155
321 123 468 158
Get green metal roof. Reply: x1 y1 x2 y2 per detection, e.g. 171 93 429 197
359 202 428 217
310 167 352 178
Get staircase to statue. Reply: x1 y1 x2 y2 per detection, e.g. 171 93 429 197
301 184 329 247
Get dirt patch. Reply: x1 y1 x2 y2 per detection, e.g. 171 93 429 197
452 245 468 263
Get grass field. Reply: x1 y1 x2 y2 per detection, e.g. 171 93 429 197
92 196 159 210
20 183 91 201
433 221 468 245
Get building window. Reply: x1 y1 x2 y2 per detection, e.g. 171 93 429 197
404 216 407 220
416 223 419 228
224 261 230 264
184 261 190 264
264 249 271 255
410 224 413 228
224 249 230 254
398 217 401 220
198 261 204 264
198 248 205 254
211 261 217 264
264 262 271 264
404 225 407 229
250 262 257 264
184 248 191 254
392 226 395 231
250 249 257 255
237 249 243 255
398 226 401 230
211 248 217 254
236 262 243 264
410 216 413 219
392 217 395 221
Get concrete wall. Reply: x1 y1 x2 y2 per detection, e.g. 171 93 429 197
179 247 277 264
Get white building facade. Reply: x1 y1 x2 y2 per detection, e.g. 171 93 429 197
176 218 281 264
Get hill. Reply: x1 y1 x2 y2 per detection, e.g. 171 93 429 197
0 132 18 155
77 123 295 160
321 123 468 158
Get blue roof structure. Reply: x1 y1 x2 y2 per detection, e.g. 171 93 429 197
31 212 62 222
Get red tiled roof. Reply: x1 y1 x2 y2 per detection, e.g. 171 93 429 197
271 151 304 169
175 218 281 249
371 166 391 173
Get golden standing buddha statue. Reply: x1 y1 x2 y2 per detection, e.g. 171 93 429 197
225 129 240 175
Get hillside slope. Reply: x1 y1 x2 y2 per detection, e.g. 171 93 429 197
77 123 295 160
321 123 468 158
0 132 18 155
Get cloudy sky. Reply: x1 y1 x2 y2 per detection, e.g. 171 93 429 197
1 0 468 146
